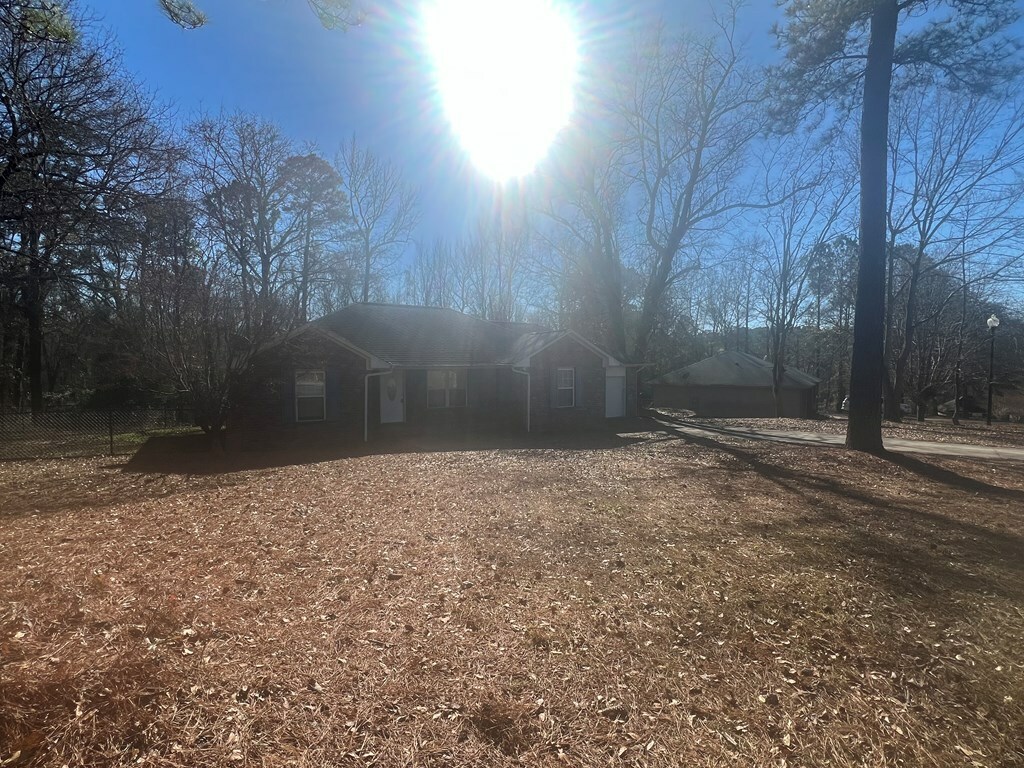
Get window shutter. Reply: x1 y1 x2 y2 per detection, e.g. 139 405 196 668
574 368 582 408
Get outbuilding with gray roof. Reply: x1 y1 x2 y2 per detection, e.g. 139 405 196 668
649 351 818 418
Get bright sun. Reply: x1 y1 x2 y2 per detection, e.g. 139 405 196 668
422 0 580 181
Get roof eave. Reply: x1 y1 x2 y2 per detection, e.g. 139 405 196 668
260 324 389 369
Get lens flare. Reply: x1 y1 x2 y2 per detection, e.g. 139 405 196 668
422 0 579 181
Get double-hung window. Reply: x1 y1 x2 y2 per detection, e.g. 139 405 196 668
427 369 467 408
555 367 575 408
295 369 326 422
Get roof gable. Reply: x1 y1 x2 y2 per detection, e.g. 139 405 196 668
507 329 623 367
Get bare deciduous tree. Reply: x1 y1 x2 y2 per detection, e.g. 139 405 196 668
335 136 419 304
279 152 347 322
543 123 633 355
189 114 307 342
0 0 170 410
401 238 467 311
461 210 534 323
626 8 769 362
758 146 854 416
883 88 1024 419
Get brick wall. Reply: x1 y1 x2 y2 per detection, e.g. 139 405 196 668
235 333 367 436
529 336 605 431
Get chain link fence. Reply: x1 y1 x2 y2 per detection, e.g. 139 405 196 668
0 409 197 461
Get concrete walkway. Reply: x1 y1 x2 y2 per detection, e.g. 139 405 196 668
657 418 1024 462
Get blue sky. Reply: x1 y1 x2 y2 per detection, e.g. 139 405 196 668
83 0 782 241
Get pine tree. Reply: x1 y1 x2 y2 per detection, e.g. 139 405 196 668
773 0 1021 452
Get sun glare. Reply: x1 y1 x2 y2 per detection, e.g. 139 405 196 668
422 0 579 181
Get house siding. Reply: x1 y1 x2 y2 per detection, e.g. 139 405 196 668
530 336 605 431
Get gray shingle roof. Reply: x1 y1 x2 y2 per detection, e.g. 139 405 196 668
311 303 547 367
650 350 818 389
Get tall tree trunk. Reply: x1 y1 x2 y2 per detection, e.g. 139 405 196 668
12 328 25 410
23 228 45 413
952 247 967 425
0 324 6 413
744 287 750 354
361 236 371 304
594 232 627 357
26 278 43 413
846 0 898 453
0 298 11 412
300 207 313 323
771 326 787 417
915 346 927 422
888 257 921 420
882 230 898 418
633 256 669 364
814 294 821 379
634 243 694 363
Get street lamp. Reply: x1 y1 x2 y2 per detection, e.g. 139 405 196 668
986 314 1000 426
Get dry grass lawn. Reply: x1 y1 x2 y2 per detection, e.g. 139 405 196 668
1 423 1023 767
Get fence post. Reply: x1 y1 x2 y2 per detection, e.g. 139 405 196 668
108 409 114 456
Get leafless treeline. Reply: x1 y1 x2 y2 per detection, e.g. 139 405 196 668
2 1 1022 428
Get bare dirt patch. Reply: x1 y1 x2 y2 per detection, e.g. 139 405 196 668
2 427 1022 767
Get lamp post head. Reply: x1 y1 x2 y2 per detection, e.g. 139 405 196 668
987 314 1000 330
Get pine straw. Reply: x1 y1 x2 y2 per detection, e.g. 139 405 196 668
1 427 1023 767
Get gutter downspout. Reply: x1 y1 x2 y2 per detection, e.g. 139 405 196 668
512 367 530 432
364 367 392 442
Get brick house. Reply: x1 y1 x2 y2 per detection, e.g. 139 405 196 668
235 303 641 441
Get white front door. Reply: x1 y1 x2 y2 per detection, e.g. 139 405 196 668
380 371 405 423
605 370 625 417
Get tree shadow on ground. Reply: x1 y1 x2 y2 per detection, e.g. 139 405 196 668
656 411 1024 500
655 416 1024 605
122 420 653 476
880 449 1024 498
2 423 654 518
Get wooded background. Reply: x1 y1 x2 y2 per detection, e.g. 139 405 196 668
2 1 1022 432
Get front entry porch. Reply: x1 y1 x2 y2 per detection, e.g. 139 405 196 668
366 366 528 439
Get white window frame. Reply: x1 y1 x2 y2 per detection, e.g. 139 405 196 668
427 368 468 409
556 367 575 408
294 369 326 422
